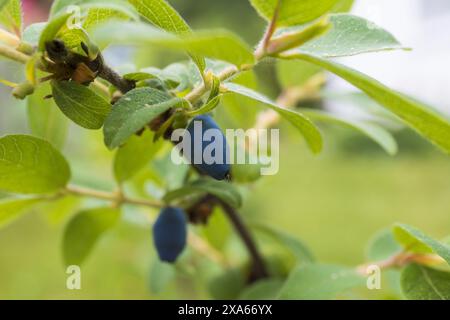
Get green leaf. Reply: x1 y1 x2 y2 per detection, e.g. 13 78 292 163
128 0 205 72
239 278 284 300
113 130 163 183
394 224 450 265
0 135 71 194
289 54 450 154
51 81 111 130
103 87 180 149
128 0 189 34
277 59 322 87
27 83 69 150
201 206 231 250
0 0 22 35
152 151 190 190
209 268 246 300
149 258 175 294
187 95 221 117
82 3 138 29
249 0 338 26
40 195 80 225
62 207 120 266
224 83 323 154
331 0 354 13
401 264 450 300
366 228 402 261
164 178 243 209
0 198 43 228
302 109 398 155
50 0 136 17
278 264 365 299
285 14 408 58
94 22 255 68
23 22 46 46
268 16 331 55
38 12 71 51
251 223 315 264
59 3 137 53
50 0 85 16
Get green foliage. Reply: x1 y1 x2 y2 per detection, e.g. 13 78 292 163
164 178 242 209
302 109 398 155
366 229 402 261
114 130 163 183
22 22 46 46
128 0 205 72
0 198 43 228
103 88 181 149
38 12 71 51
289 14 407 58
149 258 175 294
50 0 136 17
94 22 255 68
27 83 69 149
394 224 450 265
401 264 450 300
0 0 449 301
291 54 450 154
59 3 137 53
225 83 323 154
251 223 315 264
62 207 121 266
0 0 22 36
51 81 111 130
0 135 70 194
249 0 338 26
278 264 365 299
238 278 284 300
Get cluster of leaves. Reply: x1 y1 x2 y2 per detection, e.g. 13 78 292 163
0 0 449 299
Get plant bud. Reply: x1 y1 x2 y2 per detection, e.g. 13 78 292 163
12 81 35 100
184 115 230 180
153 207 187 263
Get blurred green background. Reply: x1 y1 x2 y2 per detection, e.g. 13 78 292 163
0 0 449 299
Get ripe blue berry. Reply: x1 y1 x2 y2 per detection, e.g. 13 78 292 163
184 115 230 180
153 207 187 263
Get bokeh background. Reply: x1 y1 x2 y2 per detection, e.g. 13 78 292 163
0 0 449 299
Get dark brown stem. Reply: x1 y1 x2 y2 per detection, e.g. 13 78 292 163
98 64 135 94
218 199 268 282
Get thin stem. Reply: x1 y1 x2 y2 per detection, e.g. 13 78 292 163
254 0 280 60
356 251 445 275
0 44 30 64
66 184 230 267
92 79 112 97
185 65 239 104
218 199 268 282
65 185 163 208
98 64 135 94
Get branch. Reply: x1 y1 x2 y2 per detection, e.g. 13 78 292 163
0 44 30 64
185 65 239 104
64 184 230 267
65 184 163 208
218 199 269 282
356 251 445 275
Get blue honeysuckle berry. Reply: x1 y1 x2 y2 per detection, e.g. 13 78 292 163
153 207 187 263
184 115 230 180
